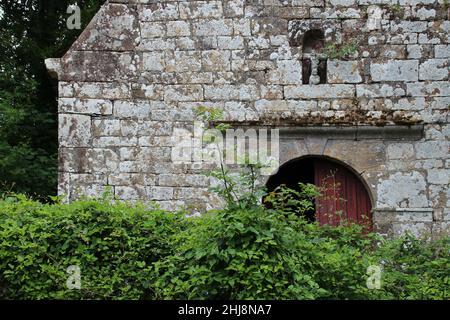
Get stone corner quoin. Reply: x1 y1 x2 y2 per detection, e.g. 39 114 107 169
49 0 450 237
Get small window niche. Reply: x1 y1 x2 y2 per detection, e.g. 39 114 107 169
302 29 327 85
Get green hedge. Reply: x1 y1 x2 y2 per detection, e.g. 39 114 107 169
0 195 187 299
0 196 448 300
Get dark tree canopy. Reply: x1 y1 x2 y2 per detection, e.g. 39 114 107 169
0 0 105 199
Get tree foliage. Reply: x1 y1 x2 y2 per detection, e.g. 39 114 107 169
0 0 105 198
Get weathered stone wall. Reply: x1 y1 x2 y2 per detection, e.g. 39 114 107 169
47 0 450 237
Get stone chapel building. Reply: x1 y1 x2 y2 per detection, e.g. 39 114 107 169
46 0 449 237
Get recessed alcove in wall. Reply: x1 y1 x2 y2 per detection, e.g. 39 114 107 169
301 29 327 84
289 20 342 85
302 29 325 54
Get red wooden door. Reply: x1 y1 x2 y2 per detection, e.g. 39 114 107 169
314 159 372 231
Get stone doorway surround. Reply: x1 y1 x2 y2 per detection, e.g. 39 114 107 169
242 124 427 237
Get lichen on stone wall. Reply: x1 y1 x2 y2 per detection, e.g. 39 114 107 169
49 0 450 237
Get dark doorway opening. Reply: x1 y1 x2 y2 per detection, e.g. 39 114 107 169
266 156 373 230
266 157 316 222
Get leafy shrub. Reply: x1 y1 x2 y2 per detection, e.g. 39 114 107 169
0 194 448 300
371 235 450 300
264 182 319 216
152 205 449 300
0 195 187 299
296 222 379 299
153 207 325 300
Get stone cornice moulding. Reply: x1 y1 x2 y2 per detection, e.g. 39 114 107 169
45 58 62 79
217 124 425 141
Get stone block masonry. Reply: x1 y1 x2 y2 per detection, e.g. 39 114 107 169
47 0 450 237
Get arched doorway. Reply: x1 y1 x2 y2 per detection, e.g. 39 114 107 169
266 156 373 230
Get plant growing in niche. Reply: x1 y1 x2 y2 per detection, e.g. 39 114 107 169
324 40 358 60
